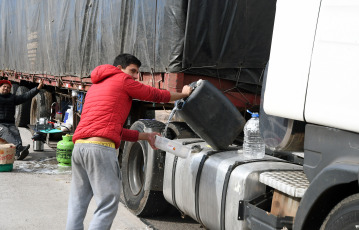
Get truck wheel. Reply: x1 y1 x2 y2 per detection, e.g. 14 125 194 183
14 86 31 127
320 193 359 230
30 89 52 125
10 83 19 94
167 121 198 139
121 120 170 217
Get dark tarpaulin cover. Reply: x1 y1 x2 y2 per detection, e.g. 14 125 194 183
0 0 276 92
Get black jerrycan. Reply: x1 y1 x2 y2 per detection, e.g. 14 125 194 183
176 80 246 150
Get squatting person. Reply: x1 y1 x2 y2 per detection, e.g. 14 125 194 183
0 79 44 160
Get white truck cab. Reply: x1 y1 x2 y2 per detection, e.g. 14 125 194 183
265 0 359 132
262 0 359 229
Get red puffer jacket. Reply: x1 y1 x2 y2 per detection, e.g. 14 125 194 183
73 64 171 149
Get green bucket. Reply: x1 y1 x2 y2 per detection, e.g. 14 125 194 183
0 164 13 172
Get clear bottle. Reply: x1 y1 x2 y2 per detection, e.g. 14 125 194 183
154 136 191 158
242 111 265 159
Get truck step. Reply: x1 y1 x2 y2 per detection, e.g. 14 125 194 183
259 170 309 198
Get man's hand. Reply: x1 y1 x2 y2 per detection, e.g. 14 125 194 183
169 85 193 102
138 132 160 150
37 79 44 90
182 85 192 96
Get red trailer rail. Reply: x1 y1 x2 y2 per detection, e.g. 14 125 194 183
140 72 260 109
1 70 260 111
1 70 92 92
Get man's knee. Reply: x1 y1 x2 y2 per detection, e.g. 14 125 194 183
0 124 21 146
0 125 8 137
9 125 20 136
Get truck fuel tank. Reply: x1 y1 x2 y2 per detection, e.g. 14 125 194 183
163 138 302 230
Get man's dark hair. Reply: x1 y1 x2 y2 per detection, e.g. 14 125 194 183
113 53 141 68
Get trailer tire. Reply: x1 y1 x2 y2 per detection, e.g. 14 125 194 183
167 122 198 139
122 120 170 217
10 83 19 95
320 193 359 230
30 89 52 125
14 86 31 127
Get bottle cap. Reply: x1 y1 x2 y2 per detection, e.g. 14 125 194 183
247 110 259 118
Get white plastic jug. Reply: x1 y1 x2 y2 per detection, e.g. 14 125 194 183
154 136 190 158
64 106 73 125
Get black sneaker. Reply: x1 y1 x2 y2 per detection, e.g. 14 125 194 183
17 144 30 160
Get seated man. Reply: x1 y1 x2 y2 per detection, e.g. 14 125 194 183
0 79 44 160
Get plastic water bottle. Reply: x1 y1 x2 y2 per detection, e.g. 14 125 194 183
242 110 265 159
154 136 191 158
64 106 73 125
55 111 62 121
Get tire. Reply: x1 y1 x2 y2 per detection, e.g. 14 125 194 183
122 119 171 217
30 89 52 125
10 83 19 95
14 86 31 127
167 122 198 139
144 110 155 119
320 193 359 230
50 95 61 120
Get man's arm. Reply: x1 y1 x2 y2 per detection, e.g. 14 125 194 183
137 86 192 149
124 83 192 149
138 132 159 150
14 79 44 105
37 79 44 90
169 85 192 102
124 76 192 103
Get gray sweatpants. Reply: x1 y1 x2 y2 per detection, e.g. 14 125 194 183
0 123 23 156
66 143 121 230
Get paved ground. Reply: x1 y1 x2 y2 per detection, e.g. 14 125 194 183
0 127 150 230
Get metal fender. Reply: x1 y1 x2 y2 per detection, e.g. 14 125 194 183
293 163 359 230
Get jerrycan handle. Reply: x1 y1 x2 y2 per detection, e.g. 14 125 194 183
175 100 185 110
177 79 203 110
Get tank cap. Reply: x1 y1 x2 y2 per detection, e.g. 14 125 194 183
247 110 259 118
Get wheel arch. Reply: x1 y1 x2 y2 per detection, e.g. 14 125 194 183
30 89 52 125
121 119 197 217
122 119 170 217
15 86 31 127
294 163 359 230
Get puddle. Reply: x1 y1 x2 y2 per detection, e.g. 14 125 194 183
14 157 72 175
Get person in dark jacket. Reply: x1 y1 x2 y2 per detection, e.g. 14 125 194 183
0 79 44 160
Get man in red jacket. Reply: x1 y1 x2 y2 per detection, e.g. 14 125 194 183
66 54 192 230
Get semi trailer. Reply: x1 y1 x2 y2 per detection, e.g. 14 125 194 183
0 0 268 130
1 0 359 229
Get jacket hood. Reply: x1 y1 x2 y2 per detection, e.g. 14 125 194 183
91 64 123 84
